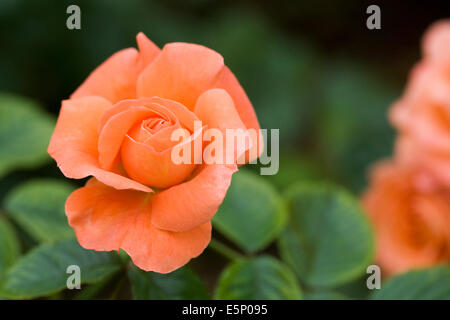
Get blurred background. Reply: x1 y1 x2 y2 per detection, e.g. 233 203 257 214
0 0 449 300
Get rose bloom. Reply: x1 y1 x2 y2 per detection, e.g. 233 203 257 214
362 161 450 276
48 33 262 273
390 20 450 186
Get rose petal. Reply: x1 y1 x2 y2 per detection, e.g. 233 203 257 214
195 89 247 131
137 123 179 152
213 67 264 161
71 48 140 103
137 42 224 109
98 103 177 170
121 129 199 189
423 20 450 64
195 89 252 163
136 32 160 69
214 67 261 136
151 164 237 232
362 161 450 275
151 96 199 132
66 179 211 273
48 96 151 192
396 135 450 188
72 34 160 103
98 97 198 134
136 43 263 162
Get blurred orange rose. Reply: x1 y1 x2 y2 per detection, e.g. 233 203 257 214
362 161 450 276
48 33 262 273
364 20 450 276
391 20 450 186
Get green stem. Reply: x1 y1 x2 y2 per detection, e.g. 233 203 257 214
209 238 244 261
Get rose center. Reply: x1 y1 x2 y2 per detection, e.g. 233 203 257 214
143 117 169 133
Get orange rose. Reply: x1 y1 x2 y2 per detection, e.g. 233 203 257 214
48 33 262 273
362 161 450 276
391 20 450 186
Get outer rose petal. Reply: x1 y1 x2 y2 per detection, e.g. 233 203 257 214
72 33 160 103
214 67 261 139
136 32 160 69
195 89 246 131
195 89 251 163
65 179 211 273
213 67 264 161
48 96 151 192
137 42 224 109
151 164 237 232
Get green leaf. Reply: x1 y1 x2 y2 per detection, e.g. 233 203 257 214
336 275 371 299
4 179 75 243
128 265 209 300
370 266 450 300
0 238 122 299
215 256 302 300
0 217 20 276
278 182 374 288
0 93 55 177
212 170 287 253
